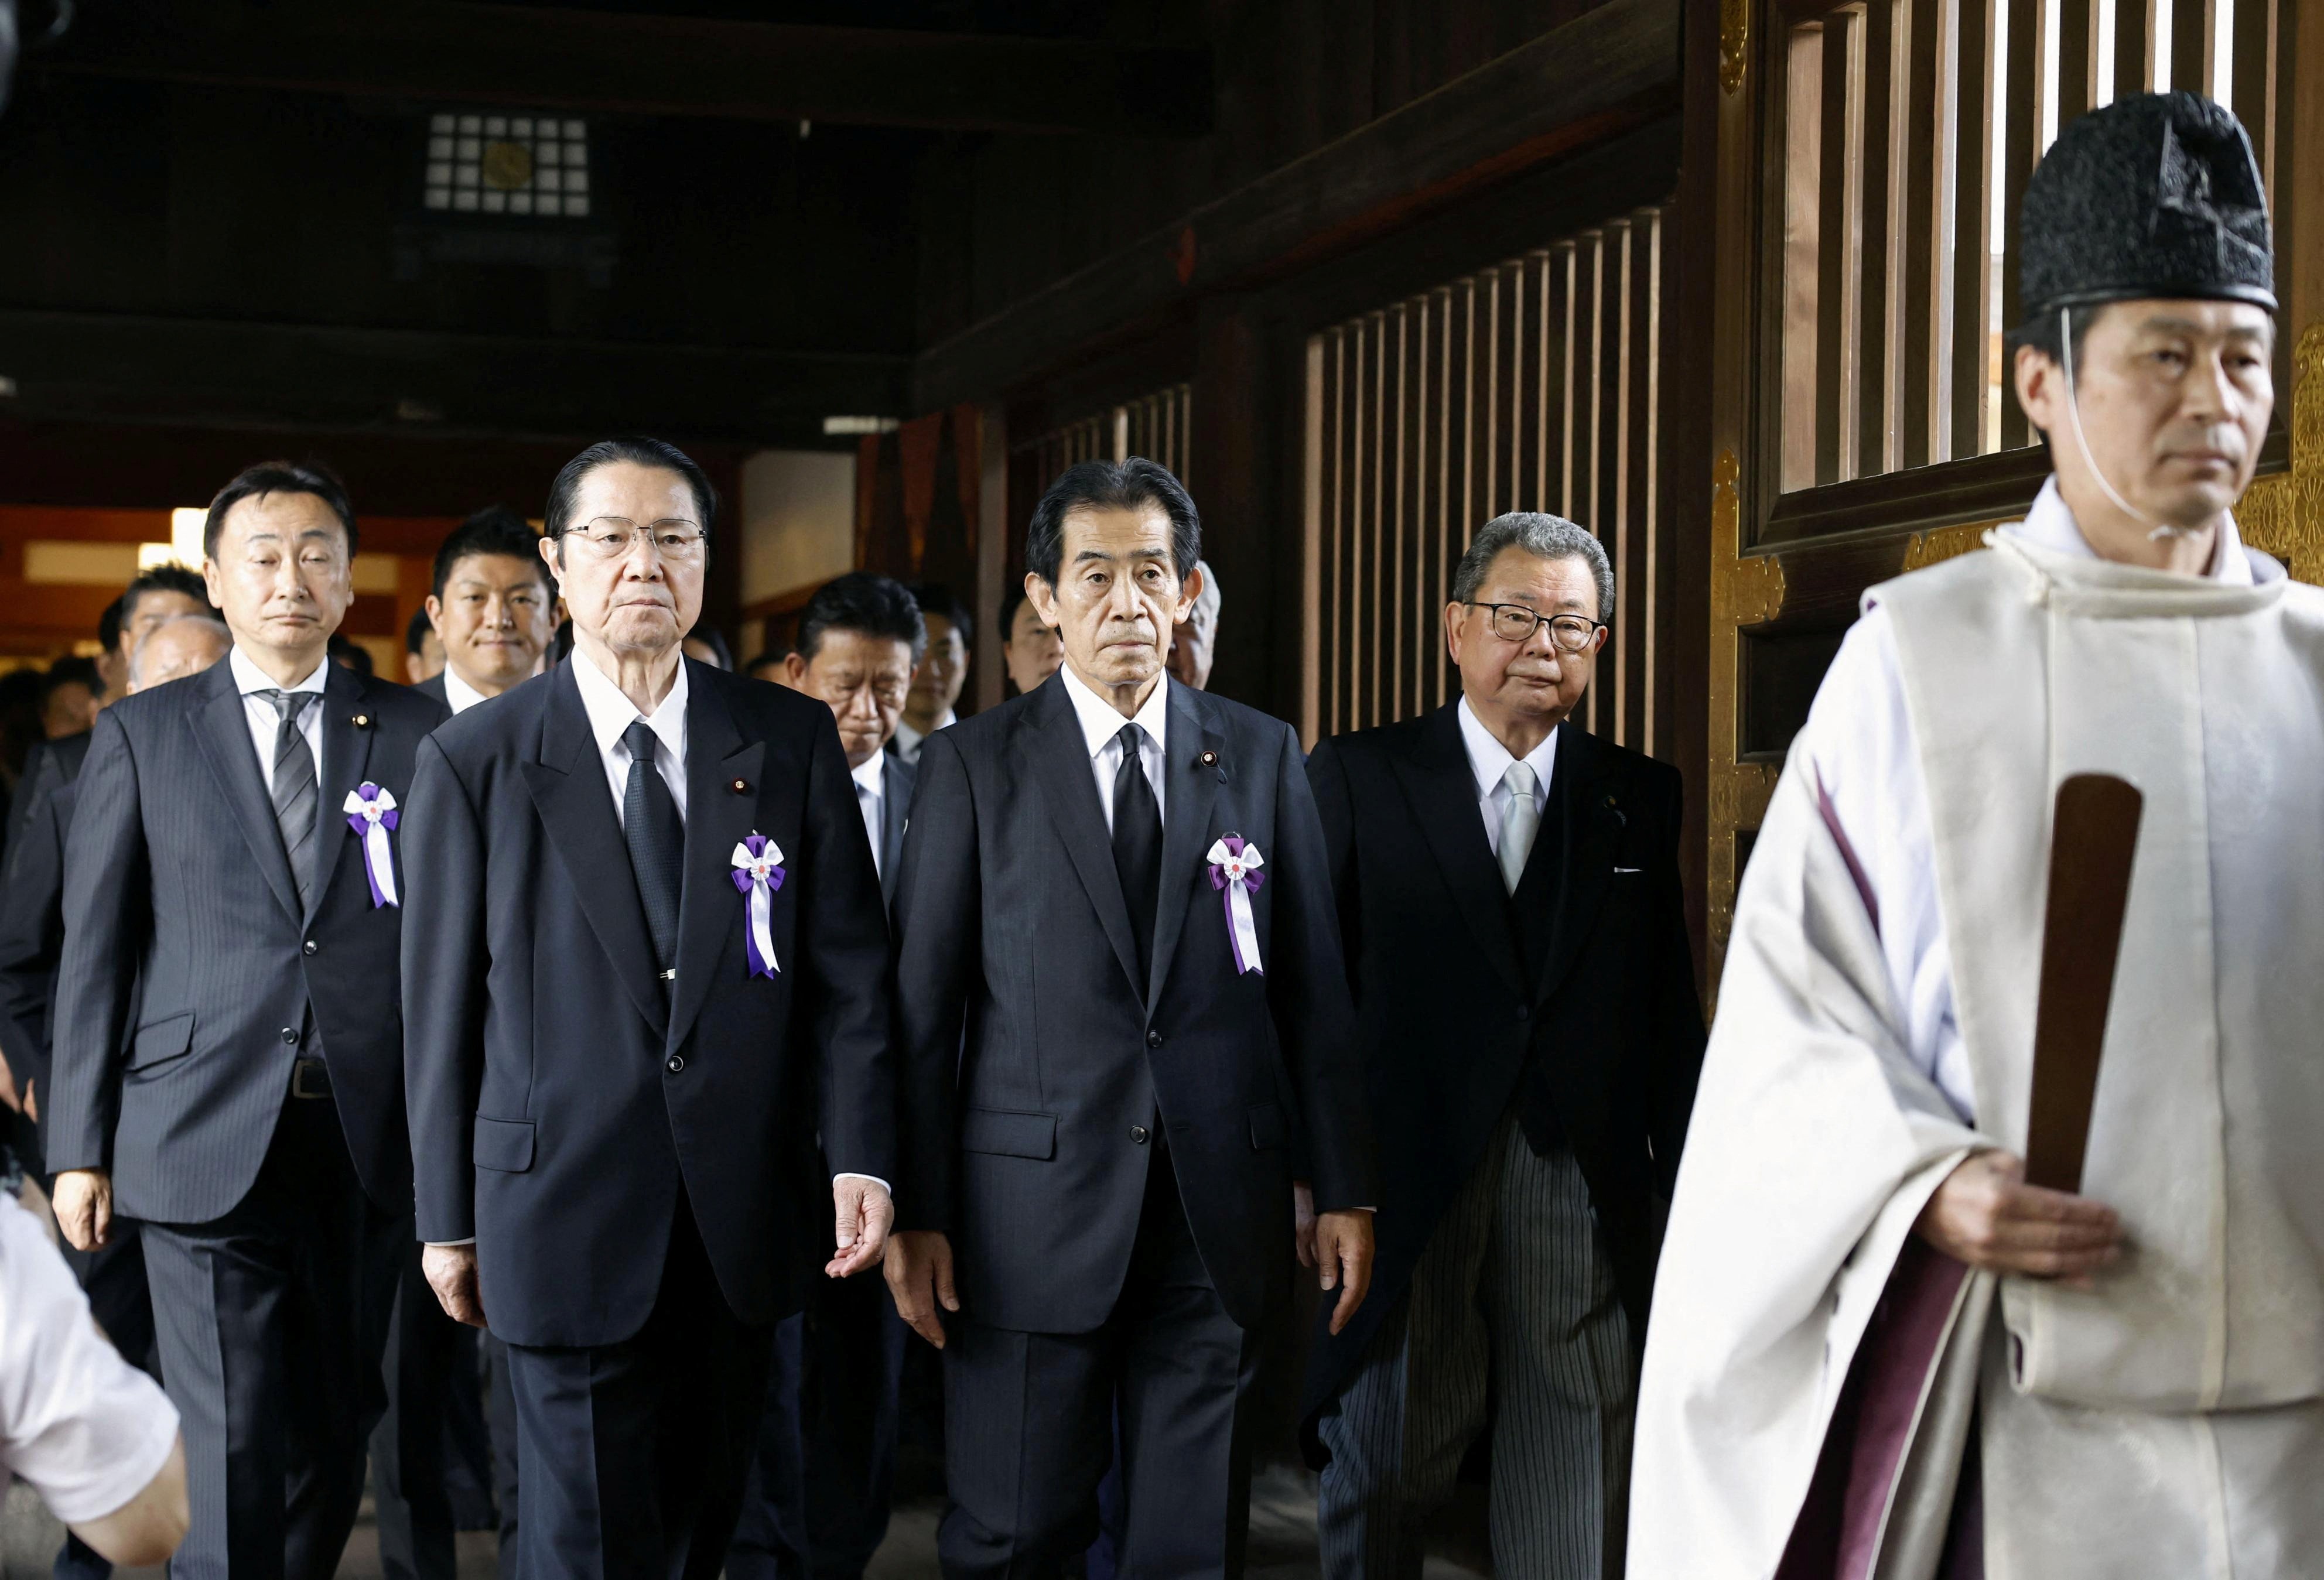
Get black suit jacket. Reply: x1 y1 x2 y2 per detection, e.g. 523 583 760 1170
0 777 78 1109
890 675 1376 1335
412 672 449 707
1300 705 1704 1428
876 753 913 909
47 661 449 1222
5 731 90 861
401 661 894 1349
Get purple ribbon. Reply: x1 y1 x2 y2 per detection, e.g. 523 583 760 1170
343 782 400 908
729 832 787 978
1207 835 1266 975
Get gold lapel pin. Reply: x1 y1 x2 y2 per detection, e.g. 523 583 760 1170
352 713 372 729
731 778 750 794
1199 750 1218 767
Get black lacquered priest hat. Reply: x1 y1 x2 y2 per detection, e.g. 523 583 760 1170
2021 90 2275 319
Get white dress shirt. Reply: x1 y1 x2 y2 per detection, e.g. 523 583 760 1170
1455 698 1559 858
442 665 490 716
1793 477 2257 1121
229 647 327 793
852 752 888 879
1058 664 1168 830
568 647 689 828
890 707 956 766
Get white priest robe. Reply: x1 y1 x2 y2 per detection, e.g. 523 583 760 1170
1629 480 2324 1579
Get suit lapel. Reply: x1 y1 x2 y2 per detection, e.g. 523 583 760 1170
307 664 377 923
518 664 668 1034
1388 703 1527 1003
186 661 303 924
1530 726 1619 1007
668 666 763 1052
1145 682 1222 1007
879 757 911 907
1017 683 1144 1003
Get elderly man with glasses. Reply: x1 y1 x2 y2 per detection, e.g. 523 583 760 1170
1299 511 1704 1580
401 436 896 1579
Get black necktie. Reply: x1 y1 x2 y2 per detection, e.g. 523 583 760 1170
258 689 320 909
1110 721 1162 988
621 720 683 973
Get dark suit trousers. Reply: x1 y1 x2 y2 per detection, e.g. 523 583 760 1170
371 1244 493 1580
481 1331 524 1580
727 1268 906 1580
138 1090 405 1580
939 1148 1263 1580
503 1196 773 1580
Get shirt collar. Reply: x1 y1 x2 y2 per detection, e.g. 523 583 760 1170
1059 662 1170 760
1456 696 1559 800
230 646 329 697
570 644 690 762
442 665 490 715
850 750 886 798
2012 475 2256 587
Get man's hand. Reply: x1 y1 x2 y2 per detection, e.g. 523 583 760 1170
1293 1180 1318 1268
1313 1208 1375 1335
883 1230 959 1349
53 1169 112 1252
828 1177 894 1278
423 1243 487 1328
1914 1149 2123 1281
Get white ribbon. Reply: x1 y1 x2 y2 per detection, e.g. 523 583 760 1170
341 786 399 908
1205 836 1266 976
730 837 785 976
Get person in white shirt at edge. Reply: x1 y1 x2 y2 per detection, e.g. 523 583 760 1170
413 506 559 716
0 1195 187 1567
1630 92 2324 1578
888 582 969 764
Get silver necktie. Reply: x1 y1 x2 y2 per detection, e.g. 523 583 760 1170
1498 761 1540 895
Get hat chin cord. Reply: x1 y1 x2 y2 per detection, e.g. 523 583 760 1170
2058 306 2186 541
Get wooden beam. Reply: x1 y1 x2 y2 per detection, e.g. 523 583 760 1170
35 1 1212 138
912 0 1683 412
0 310 909 445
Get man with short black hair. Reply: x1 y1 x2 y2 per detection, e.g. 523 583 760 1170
38 658 102 743
886 457 1376 1577
891 584 969 764
415 507 555 712
403 436 896 1579
48 460 449 1578
999 582 1063 697
405 608 444 687
727 569 925 1580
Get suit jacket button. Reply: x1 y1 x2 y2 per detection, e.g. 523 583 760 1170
1146 1030 1163 1049
1130 1126 1150 1144
1515 1005 1530 1022
666 1055 685 1075
281 1026 299 1045
303 941 318 956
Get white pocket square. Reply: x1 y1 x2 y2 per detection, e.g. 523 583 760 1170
1613 866 1643 874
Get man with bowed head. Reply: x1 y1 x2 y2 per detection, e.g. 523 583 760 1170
401 436 896 1579
885 456 1376 1577
47 461 449 1578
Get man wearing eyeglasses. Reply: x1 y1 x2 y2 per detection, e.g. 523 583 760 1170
1300 511 1703 1579
399 436 895 1578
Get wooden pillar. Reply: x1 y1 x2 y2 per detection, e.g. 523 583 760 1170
975 402 1009 714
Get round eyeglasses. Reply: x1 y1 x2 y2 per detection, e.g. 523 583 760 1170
1461 601 1604 652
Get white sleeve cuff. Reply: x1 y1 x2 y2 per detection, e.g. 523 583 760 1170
832 1172 892 1195
423 1239 476 1248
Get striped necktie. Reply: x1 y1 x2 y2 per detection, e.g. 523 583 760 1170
259 689 320 908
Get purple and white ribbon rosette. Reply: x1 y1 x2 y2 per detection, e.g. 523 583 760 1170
730 833 787 978
342 784 401 908
1206 835 1266 976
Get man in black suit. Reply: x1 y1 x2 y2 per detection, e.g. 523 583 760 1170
401 436 896 1580
885 457 1378 1578
375 505 553 1580
727 570 925 1580
1301 512 1703 1579
47 461 451 1579
0 609 227 1580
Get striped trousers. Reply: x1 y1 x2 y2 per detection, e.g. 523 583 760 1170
1316 1116 1634 1580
